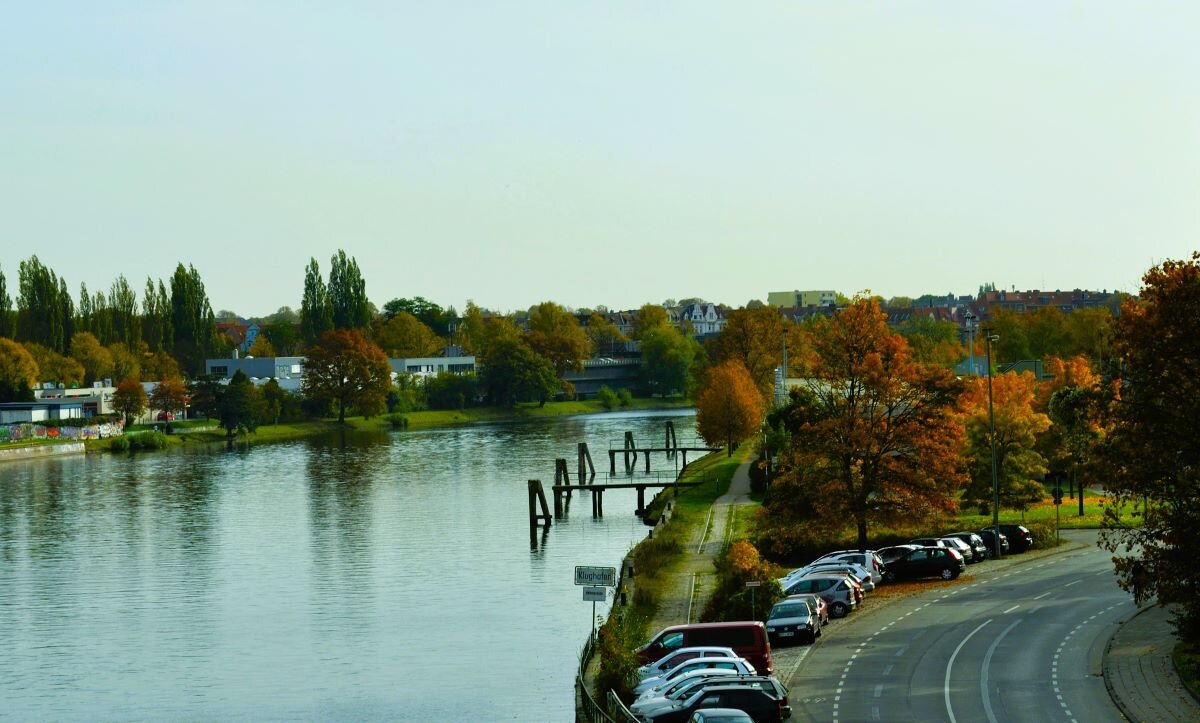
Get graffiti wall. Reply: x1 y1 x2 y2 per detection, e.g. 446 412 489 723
0 421 124 443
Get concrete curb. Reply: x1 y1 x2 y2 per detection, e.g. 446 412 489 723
1102 602 1156 723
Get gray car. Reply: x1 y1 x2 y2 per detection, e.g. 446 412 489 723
779 574 857 618
765 597 821 645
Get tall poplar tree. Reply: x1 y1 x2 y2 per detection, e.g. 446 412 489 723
300 258 333 345
169 263 219 375
17 255 71 353
328 250 370 331
142 277 172 353
0 266 13 338
109 275 139 350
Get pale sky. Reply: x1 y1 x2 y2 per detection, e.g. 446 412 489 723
3 2 1198 318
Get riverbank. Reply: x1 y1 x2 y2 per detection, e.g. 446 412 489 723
22 397 693 455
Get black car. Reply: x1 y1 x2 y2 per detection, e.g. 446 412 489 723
996 524 1034 552
977 529 1010 556
944 532 989 563
643 683 790 723
881 546 966 581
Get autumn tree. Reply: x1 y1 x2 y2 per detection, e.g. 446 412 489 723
897 316 964 369
149 378 188 421
373 311 444 357
382 296 455 335
69 332 114 385
706 306 788 393
584 312 628 357
218 370 259 436
631 304 670 340
696 361 763 457
302 329 392 423
140 349 181 382
112 378 147 426
247 334 277 358
958 372 1051 513
0 337 39 401
1097 254 1200 645
767 298 967 551
524 301 590 397
107 343 140 383
23 342 84 387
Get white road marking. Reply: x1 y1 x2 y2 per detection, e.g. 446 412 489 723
945 619 992 723
1063 579 1082 588
1003 605 1019 614
874 684 883 698
882 664 893 677
1032 591 1052 600
981 618 1022 723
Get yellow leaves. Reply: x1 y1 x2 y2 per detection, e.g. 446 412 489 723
696 360 764 451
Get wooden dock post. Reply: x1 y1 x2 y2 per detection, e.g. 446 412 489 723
578 442 595 484
665 420 677 461
635 485 646 516
528 479 552 547
591 488 605 518
624 432 636 474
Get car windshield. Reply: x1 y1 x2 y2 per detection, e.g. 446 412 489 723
769 603 809 619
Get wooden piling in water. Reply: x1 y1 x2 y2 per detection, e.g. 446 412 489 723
578 442 595 484
528 479 552 547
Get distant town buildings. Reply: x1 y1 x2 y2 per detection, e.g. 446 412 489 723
767 290 837 308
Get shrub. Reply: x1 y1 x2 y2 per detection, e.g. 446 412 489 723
595 610 648 701
384 413 409 430
127 431 168 451
597 386 619 410
1025 518 1061 549
618 388 633 407
108 436 130 452
426 372 479 410
702 540 784 623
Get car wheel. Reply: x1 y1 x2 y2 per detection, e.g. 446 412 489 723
940 568 954 580
831 601 848 618
883 570 896 583
816 625 823 638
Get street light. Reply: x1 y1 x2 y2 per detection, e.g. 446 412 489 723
985 332 1001 558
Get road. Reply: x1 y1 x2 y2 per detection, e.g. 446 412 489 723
775 530 1132 723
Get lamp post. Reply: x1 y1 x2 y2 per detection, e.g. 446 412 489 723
963 312 978 375
985 332 1001 558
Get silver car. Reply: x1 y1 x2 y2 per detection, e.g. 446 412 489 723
637 646 738 681
633 657 756 697
780 575 858 618
765 597 821 645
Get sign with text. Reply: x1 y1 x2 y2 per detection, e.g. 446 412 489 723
582 586 606 602
574 565 617 587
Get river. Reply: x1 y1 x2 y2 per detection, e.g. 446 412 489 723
0 409 696 721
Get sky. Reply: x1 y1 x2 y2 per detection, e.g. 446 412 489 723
3 2 1199 318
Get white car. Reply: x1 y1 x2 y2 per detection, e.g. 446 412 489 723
816 550 886 579
632 657 756 697
783 560 875 592
630 672 746 715
637 646 738 681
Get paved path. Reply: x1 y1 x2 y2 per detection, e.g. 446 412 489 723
644 454 754 634
1104 603 1200 722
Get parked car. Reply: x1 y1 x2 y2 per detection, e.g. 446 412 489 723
780 575 857 618
939 536 976 562
765 597 821 645
909 537 952 549
637 622 774 676
995 524 1035 552
783 561 874 593
689 709 754 723
977 529 1010 556
634 658 757 697
640 683 790 723
814 550 886 580
880 546 966 581
633 671 747 711
784 593 829 626
876 544 920 566
943 532 989 563
632 675 788 719
639 647 739 681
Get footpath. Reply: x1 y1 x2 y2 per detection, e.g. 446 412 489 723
1104 602 1200 722
644 453 756 633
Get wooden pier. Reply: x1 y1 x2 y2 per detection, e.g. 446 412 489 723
552 479 702 518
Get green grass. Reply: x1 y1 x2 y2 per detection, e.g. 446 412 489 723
1172 642 1200 703
0 437 78 449
954 489 1137 531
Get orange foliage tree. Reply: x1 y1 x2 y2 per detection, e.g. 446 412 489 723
705 307 790 394
111 378 147 425
765 298 966 551
302 329 391 423
149 378 188 421
958 372 1051 513
696 360 763 457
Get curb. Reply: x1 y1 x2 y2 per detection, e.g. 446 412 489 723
1101 602 1155 723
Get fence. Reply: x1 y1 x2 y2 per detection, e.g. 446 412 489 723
0 421 124 442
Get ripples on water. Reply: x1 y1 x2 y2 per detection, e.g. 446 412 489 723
0 410 696 721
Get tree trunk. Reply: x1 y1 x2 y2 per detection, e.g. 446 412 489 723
857 519 868 551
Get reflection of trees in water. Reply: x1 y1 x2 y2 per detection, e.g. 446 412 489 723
305 431 378 644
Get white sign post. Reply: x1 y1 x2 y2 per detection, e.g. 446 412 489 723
577 566 617 644
745 580 761 621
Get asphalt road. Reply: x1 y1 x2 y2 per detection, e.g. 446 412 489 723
775 530 1133 723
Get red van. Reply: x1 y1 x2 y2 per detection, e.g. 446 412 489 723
635 621 773 675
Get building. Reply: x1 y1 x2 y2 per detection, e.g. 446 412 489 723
204 354 477 384
975 289 1117 316
767 290 837 308
0 400 84 424
216 321 262 353
390 356 477 380
678 302 727 337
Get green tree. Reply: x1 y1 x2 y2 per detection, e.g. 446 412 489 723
262 314 300 356
112 378 147 426
898 316 964 368
302 329 392 423
696 360 764 456
1064 306 1113 361
987 307 1030 363
188 374 225 420
1097 254 1200 643
300 258 333 345
525 301 589 397
0 337 39 401
107 343 140 383
425 372 478 410
141 278 173 353
260 377 285 424
479 336 559 407
455 301 488 355
169 264 220 375
0 265 14 338
17 255 72 352
584 312 628 357
328 250 371 331
382 296 454 335
639 324 699 397
217 370 258 436
109 275 140 350
958 372 1050 512
1024 306 1070 360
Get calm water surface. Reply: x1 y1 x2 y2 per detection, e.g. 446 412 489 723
0 410 696 721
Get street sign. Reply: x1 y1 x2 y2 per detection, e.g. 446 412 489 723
583 586 606 602
745 581 762 588
575 565 617 587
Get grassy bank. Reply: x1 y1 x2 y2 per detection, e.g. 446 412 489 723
75 397 693 453
1173 643 1200 703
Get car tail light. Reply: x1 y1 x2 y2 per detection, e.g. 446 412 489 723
948 549 962 560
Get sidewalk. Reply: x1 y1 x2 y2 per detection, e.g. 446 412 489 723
643 454 755 634
1104 603 1200 722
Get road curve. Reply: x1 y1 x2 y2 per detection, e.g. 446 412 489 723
778 530 1131 723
